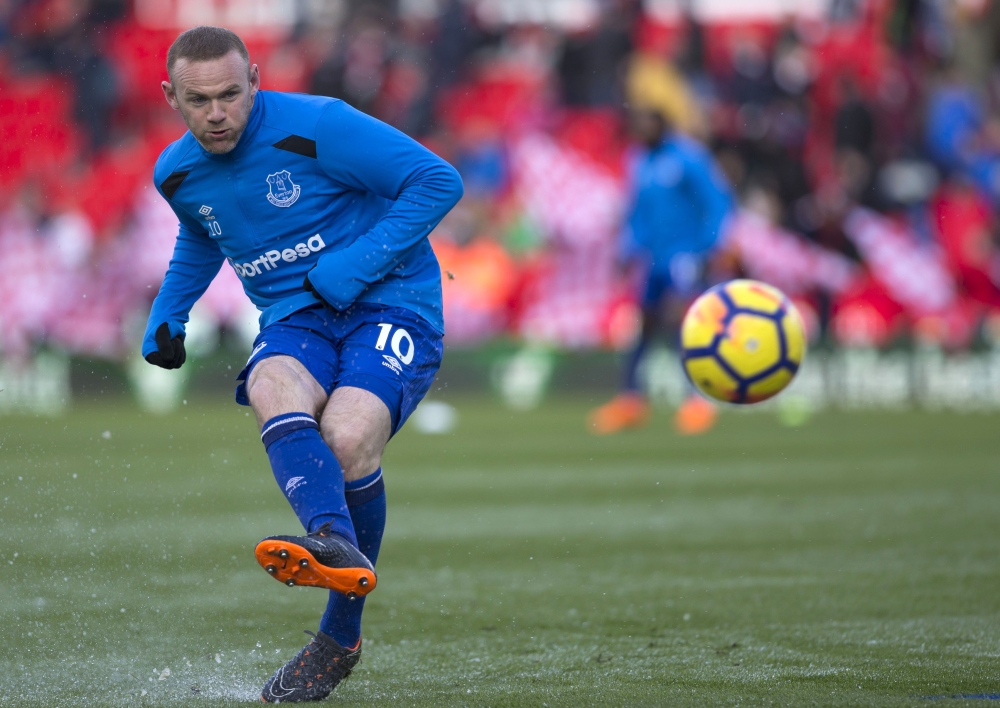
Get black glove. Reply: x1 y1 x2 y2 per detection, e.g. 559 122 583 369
145 322 186 370
303 272 330 308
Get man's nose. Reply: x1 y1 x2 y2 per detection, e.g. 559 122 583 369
207 101 226 123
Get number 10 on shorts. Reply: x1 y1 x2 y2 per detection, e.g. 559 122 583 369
374 323 415 365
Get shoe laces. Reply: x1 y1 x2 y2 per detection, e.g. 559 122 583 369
310 522 335 539
304 524 374 574
298 631 360 678
303 630 359 661
302 629 333 654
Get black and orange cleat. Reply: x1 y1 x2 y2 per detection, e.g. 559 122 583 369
261 630 361 703
254 522 376 599
587 392 651 435
673 394 717 436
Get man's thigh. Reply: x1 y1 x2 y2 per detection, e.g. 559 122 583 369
247 356 328 427
236 307 340 425
333 304 443 434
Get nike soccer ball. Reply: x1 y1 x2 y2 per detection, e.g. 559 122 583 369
680 279 805 404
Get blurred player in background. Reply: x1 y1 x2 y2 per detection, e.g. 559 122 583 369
142 27 462 702
589 104 734 435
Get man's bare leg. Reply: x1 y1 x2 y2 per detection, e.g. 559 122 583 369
320 386 392 482
247 355 328 427
246 355 377 594
315 386 391 659
247 357 392 481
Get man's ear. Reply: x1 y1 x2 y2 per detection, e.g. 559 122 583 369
249 63 260 96
162 81 180 110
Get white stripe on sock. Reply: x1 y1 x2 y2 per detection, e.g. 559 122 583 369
346 470 383 493
260 415 317 441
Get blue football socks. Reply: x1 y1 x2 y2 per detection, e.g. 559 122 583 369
319 468 386 648
623 335 649 392
261 413 385 649
261 413 356 546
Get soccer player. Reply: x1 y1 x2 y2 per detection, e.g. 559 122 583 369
588 105 733 435
142 27 463 702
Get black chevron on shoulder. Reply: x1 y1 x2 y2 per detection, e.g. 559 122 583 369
272 135 317 158
160 170 191 199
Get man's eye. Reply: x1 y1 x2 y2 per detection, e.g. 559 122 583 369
191 97 207 105
225 91 237 99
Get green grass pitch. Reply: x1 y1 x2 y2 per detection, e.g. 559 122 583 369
1 395 999 706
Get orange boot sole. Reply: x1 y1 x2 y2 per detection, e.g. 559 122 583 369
254 539 377 599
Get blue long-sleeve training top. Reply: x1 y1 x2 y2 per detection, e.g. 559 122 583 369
142 90 464 358
620 134 733 270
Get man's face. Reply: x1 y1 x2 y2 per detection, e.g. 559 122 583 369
628 108 666 149
162 51 259 155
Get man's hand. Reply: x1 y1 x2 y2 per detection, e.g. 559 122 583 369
304 272 331 309
145 322 186 370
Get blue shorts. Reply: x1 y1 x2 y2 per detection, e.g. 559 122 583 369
235 303 443 434
643 253 706 307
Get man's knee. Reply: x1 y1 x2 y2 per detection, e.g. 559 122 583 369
321 424 382 480
246 364 276 403
320 386 392 479
248 358 288 403
247 356 326 423
329 428 382 479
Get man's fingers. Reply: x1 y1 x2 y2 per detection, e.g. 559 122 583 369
171 340 186 368
154 322 174 361
148 323 186 369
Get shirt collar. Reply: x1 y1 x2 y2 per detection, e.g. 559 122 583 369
652 134 675 153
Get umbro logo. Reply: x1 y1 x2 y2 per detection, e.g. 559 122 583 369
198 205 213 216
247 341 267 364
382 355 402 375
285 476 306 493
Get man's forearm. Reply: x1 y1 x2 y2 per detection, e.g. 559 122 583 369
141 228 225 357
306 161 463 310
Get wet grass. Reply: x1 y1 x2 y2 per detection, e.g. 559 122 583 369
1 395 999 706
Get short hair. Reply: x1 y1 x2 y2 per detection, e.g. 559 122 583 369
167 26 249 78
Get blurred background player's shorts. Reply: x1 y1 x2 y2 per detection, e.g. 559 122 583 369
642 252 706 306
235 303 443 434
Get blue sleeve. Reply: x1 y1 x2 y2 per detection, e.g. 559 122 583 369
615 221 645 264
617 155 647 264
307 102 464 310
141 204 225 358
684 148 733 253
925 89 982 169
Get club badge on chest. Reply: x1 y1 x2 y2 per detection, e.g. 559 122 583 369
266 170 301 208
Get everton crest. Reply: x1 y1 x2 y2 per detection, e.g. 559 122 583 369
266 170 301 208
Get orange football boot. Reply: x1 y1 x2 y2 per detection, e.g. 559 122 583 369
255 522 376 599
673 394 717 435
587 392 651 434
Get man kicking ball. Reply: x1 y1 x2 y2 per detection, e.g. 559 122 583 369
142 26 462 702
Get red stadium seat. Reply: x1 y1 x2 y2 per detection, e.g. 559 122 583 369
0 77 79 189
108 20 178 106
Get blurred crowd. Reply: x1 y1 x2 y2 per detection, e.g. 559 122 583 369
3 0 1000 364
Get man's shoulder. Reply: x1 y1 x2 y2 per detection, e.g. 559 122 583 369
666 134 712 165
258 90 342 139
153 133 201 195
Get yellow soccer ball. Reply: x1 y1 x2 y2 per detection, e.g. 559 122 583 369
680 279 806 404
